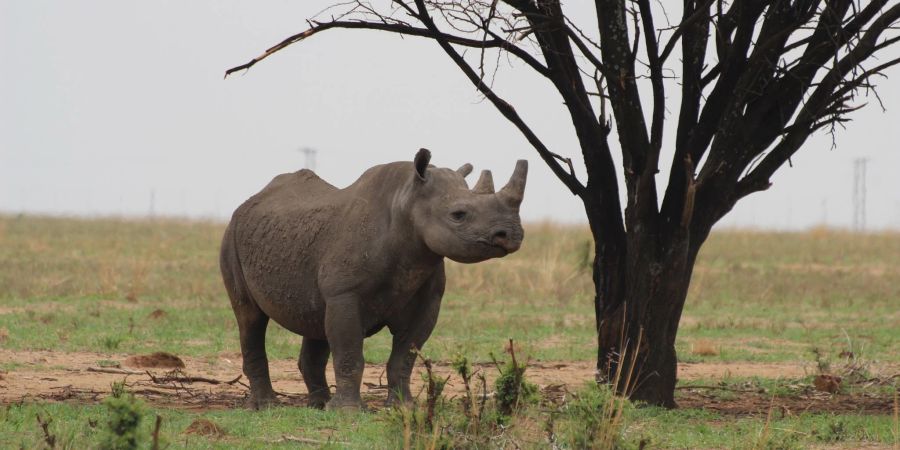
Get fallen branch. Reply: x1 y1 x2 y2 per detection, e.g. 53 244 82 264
86 367 144 375
146 371 242 385
270 435 349 445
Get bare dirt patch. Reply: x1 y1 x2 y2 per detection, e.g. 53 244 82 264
1 349 895 416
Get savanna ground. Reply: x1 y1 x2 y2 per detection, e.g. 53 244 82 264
0 215 898 449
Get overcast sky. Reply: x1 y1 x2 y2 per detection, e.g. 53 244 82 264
3 1 899 230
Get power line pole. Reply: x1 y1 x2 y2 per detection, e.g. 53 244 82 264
149 189 156 219
299 147 317 171
852 158 868 231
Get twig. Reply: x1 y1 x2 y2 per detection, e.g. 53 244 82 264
363 382 389 390
146 370 241 385
273 435 349 445
87 367 144 375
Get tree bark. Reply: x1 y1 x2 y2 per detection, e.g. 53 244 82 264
591 208 708 408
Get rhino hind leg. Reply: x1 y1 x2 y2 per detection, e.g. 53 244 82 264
298 337 331 409
221 234 277 409
234 304 278 410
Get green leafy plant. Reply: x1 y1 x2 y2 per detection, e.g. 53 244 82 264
492 339 538 421
99 381 144 450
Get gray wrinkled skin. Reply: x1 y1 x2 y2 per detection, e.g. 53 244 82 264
220 149 527 411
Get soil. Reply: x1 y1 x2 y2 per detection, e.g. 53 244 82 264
0 349 896 416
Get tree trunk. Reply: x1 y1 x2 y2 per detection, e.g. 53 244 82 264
590 215 706 408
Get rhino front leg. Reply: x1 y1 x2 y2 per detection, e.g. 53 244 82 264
386 275 444 407
298 337 331 409
324 294 366 411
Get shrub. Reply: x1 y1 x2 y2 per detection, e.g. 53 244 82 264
99 381 144 450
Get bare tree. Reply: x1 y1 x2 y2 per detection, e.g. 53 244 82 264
227 0 900 407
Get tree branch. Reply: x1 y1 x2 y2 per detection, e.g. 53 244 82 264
637 0 665 154
660 0 712 231
736 4 900 199
225 18 550 78
409 0 586 196
658 0 715 63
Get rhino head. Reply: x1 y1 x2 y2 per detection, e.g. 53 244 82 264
408 149 527 264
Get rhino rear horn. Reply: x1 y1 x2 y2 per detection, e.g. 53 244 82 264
471 170 495 194
457 163 473 178
414 148 431 180
498 160 528 207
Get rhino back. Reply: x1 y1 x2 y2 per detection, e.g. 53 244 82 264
231 169 341 319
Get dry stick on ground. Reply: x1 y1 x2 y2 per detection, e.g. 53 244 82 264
87 367 144 375
273 435 350 446
146 370 242 386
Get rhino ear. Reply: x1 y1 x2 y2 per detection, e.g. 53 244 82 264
414 148 431 181
457 163 473 178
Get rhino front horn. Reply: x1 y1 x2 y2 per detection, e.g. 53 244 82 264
498 160 528 207
472 170 494 194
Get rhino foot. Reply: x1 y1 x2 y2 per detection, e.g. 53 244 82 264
325 396 367 412
307 389 331 410
385 391 415 409
246 391 278 410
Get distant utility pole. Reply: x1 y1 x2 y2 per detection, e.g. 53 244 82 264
852 158 868 231
299 147 317 171
149 189 156 219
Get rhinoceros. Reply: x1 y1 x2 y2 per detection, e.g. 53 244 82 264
219 149 527 410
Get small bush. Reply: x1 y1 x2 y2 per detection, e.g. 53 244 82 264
815 419 848 443
99 381 144 450
560 383 632 450
493 341 538 419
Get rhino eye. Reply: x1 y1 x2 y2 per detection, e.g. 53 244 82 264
450 210 468 222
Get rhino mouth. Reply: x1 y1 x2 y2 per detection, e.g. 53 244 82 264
476 238 511 255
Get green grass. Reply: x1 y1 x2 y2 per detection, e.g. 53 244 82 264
628 407 898 449
2 385 897 449
2 215 899 448
2 401 393 449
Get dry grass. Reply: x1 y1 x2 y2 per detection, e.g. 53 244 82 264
0 215 223 301
444 221 594 305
